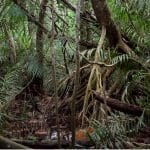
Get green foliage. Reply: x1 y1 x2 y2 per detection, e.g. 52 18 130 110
89 117 127 148
108 0 150 48
122 70 150 106
111 53 130 65
0 66 23 112
0 0 149 134
24 54 43 77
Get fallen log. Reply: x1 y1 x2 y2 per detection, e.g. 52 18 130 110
12 139 69 149
93 91 149 117
132 142 150 148
12 139 92 149
0 135 29 149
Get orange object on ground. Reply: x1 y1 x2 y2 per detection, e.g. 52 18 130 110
75 127 94 141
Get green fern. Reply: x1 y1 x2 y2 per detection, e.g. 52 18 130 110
89 117 127 148
111 54 130 64
0 67 23 111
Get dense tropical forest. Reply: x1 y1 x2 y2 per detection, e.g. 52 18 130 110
0 0 150 149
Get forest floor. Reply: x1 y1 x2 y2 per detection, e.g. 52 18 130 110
1 93 150 149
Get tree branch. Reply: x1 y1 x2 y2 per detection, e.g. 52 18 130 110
80 53 115 67
60 0 96 23
0 136 29 149
12 0 53 38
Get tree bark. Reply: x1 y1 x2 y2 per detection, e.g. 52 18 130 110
91 0 132 53
93 91 149 117
60 0 96 22
31 0 48 95
71 0 82 148
12 0 52 37
51 0 61 148
80 40 97 49
80 0 91 51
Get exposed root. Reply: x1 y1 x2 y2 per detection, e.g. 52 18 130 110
81 25 107 125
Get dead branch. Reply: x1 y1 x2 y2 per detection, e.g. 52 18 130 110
79 40 97 49
0 136 29 149
80 53 115 67
93 91 149 117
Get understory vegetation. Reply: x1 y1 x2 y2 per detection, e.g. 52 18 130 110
0 0 149 149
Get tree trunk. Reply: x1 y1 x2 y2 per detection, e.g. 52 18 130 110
91 0 132 54
31 0 48 95
71 0 82 148
51 0 61 148
80 0 91 51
